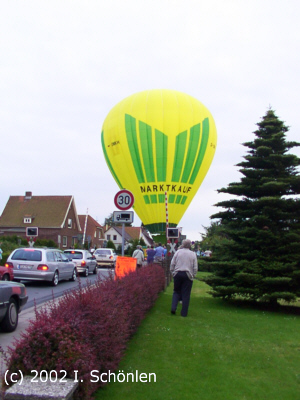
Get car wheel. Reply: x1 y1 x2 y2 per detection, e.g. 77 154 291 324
93 265 98 274
2 274 10 281
52 271 59 286
0 298 18 332
70 268 77 281
83 267 89 277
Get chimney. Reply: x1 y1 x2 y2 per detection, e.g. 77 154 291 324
25 191 32 200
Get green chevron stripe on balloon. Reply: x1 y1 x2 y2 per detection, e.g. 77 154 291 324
155 129 168 182
126 115 169 184
125 114 145 183
181 123 201 183
189 118 210 184
101 131 123 188
172 131 187 182
139 120 155 182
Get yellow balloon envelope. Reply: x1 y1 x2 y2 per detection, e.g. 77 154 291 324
101 89 217 233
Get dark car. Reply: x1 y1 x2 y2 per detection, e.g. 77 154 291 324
0 281 28 332
0 265 14 281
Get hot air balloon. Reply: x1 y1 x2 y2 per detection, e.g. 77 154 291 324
101 89 217 233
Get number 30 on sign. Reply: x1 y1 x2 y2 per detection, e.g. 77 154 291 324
114 190 134 211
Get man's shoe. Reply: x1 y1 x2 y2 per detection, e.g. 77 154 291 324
171 310 176 315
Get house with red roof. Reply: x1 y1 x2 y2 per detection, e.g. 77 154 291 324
78 214 105 249
0 191 81 249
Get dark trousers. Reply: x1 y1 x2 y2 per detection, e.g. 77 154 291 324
171 271 193 317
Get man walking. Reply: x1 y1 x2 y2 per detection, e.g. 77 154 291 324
170 239 198 317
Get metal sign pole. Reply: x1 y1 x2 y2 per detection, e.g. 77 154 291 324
122 222 125 256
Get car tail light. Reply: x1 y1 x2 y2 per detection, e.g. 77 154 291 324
81 260 86 267
109 256 113 260
37 265 49 271
5 262 13 268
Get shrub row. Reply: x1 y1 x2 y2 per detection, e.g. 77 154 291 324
4 265 165 399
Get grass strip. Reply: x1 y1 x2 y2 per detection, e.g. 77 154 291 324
95 273 300 400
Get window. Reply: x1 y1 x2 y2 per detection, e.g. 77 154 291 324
94 250 111 256
94 231 96 237
55 251 63 261
113 235 117 241
46 252 55 262
68 218 72 229
24 217 32 223
63 236 67 247
64 251 83 259
12 249 42 262
107 234 111 240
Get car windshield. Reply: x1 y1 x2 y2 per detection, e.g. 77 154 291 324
64 251 83 260
12 249 42 262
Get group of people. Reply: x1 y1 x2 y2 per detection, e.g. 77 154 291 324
146 242 167 264
132 242 167 268
132 239 197 318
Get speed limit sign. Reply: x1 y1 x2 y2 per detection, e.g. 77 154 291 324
114 190 134 210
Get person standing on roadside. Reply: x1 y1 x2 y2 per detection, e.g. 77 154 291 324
0 243 3 263
170 239 198 317
146 245 156 264
132 245 144 268
154 242 164 263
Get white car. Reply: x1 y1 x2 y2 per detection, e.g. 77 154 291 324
63 249 98 276
6 248 77 286
94 249 117 268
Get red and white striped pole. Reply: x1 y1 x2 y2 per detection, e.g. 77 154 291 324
165 191 170 246
165 191 169 231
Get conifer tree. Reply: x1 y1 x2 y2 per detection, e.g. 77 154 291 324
203 109 300 304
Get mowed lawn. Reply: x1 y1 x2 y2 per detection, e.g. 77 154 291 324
96 273 300 400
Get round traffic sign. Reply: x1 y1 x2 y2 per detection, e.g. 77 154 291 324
114 190 134 210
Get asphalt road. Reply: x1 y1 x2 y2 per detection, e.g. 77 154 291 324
23 267 113 309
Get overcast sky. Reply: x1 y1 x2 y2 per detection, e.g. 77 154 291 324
1 0 299 241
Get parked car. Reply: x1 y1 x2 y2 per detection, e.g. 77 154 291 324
0 264 14 281
0 281 28 332
63 249 98 276
94 248 117 268
6 248 77 286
